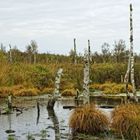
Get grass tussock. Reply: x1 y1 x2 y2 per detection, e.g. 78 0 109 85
111 104 140 140
90 82 133 94
69 104 109 135
61 89 76 96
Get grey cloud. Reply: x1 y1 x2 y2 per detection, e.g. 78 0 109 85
0 0 139 54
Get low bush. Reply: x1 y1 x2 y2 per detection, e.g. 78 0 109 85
69 104 109 135
111 104 140 140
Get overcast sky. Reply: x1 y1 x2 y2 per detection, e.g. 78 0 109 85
0 0 139 54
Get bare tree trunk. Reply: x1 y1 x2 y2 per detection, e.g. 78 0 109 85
9 45 12 63
7 95 12 111
124 52 131 100
47 68 63 109
34 52 37 64
80 49 90 104
74 38 77 64
124 4 138 102
130 4 138 102
88 40 92 62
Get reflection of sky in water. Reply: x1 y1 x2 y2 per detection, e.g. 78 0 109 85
0 99 74 140
0 98 114 140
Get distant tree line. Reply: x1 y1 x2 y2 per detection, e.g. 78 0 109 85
0 39 140 64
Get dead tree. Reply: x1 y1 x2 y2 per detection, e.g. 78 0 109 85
79 49 90 104
31 40 38 64
124 4 138 102
88 40 92 62
83 49 90 104
7 94 12 110
47 68 63 109
74 38 77 64
33 47 37 64
9 44 12 63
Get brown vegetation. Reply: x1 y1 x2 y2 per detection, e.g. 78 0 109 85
41 88 54 95
14 88 40 96
61 89 76 96
69 104 109 135
111 104 140 139
90 82 133 94
0 61 139 97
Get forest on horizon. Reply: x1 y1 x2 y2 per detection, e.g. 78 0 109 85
0 38 140 97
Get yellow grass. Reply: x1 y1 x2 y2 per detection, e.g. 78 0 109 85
0 87 12 97
90 82 133 94
14 88 40 96
41 87 54 95
69 104 109 135
111 104 140 139
61 89 76 96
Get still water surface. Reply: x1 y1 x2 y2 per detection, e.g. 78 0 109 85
0 96 114 140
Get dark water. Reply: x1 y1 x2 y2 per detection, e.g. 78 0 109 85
0 96 114 140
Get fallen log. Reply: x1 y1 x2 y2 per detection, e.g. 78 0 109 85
63 106 77 109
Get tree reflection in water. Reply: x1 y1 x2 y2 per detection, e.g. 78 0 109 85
5 114 16 140
47 108 60 140
36 101 40 125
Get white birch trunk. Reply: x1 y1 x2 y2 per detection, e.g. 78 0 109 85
47 68 63 109
124 4 138 102
130 4 138 102
53 68 63 97
74 38 77 65
9 45 12 63
82 49 90 104
88 40 92 62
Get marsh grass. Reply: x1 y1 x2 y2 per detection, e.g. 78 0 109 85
90 82 133 94
61 89 76 96
41 87 54 95
69 104 109 136
14 88 40 96
0 87 12 97
111 104 140 140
